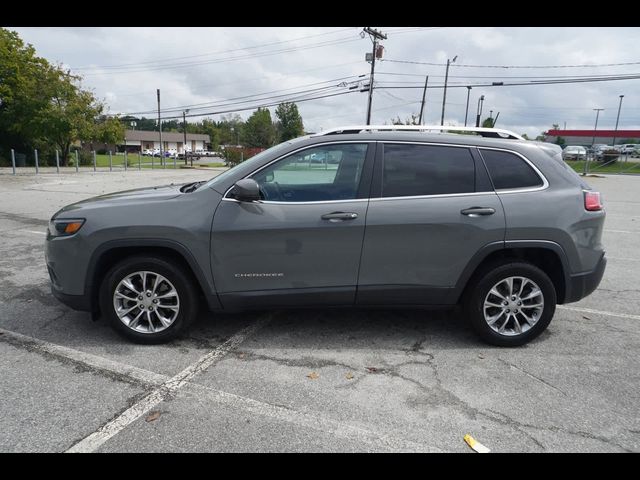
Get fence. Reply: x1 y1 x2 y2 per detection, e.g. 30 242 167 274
4 148 225 175
578 151 640 176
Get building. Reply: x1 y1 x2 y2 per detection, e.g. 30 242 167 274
80 130 210 154
545 129 640 146
122 130 210 153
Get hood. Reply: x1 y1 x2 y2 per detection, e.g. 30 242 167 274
56 183 185 215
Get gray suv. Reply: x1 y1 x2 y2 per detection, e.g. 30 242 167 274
45 126 606 347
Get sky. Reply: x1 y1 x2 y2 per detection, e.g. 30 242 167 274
9 26 640 138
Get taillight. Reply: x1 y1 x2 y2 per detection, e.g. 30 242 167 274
584 191 603 211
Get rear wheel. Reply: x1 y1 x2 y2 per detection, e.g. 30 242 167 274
100 256 198 344
463 262 556 347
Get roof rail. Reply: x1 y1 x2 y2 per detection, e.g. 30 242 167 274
316 125 524 140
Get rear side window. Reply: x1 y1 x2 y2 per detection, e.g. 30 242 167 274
480 149 543 190
382 144 475 197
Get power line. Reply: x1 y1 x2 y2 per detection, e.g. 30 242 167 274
78 36 362 76
375 73 640 89
122 75 367 116
381 58 640 69
151 89 362 120
114 60 363 97
73 27 357 70
377 71 640 80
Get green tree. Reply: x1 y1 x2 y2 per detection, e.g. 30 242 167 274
275 102 304 142
0 28 53 159
391 113 420 125
482 117 495 128
0 28 122 164
243 108 275 148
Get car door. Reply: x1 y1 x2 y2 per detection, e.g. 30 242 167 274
211 142 374 309
357 142 505 305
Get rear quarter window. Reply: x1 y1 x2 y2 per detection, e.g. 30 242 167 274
480 149 544 190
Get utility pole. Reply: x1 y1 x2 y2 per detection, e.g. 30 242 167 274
363 27 387 125
464 86 472 126
157 89 163 167
475 95 485 128
440 55 457 126
586 108 604 176
418 76 429 125
493 112 500 127
612 94 624 147
591 108 604 148
183 109 189 165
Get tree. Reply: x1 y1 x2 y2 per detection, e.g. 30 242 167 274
243 108 275 148
275 102 304 142
0 28 123 164
0 28 53 159
482 117 495 128
391 113 420 125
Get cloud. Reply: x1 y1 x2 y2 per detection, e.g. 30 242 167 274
11 26 640 137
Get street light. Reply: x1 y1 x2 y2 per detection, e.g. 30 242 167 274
183 109 189 165
475 95 485 127
464 86 472 126
440 55 457 126
612 94 624 147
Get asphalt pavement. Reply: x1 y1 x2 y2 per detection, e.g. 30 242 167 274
0 168 638 452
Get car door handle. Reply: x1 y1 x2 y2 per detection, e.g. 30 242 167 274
461 207 496 217
321 212 358 221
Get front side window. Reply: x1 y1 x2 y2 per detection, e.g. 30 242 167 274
250 143 368 202
480 149 544 190
382 144 475 198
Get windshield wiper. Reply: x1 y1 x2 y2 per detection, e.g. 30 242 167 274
181 181 206 193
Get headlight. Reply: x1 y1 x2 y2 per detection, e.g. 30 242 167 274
48 218 85 237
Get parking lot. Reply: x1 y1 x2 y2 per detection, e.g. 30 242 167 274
0 168 638 452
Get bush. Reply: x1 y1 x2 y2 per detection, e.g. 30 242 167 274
76 150 94 166
222 146 264 167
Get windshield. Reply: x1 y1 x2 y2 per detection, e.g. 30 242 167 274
202 139 306 190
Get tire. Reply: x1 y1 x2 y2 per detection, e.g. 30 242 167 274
463 261 556 347
99 255 199 344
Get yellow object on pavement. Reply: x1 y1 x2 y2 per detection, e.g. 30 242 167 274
464 434 491 453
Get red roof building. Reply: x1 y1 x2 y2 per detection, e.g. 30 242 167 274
545 129 640 146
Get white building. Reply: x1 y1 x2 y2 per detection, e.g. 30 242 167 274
120 130 210 153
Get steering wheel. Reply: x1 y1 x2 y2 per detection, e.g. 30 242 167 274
259 181 282 201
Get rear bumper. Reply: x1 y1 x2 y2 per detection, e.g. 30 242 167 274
564 253 606 303
51 286 92 312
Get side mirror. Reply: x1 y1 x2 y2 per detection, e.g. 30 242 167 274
231 178 261 202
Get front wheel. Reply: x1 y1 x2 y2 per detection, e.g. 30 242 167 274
100 256 199 344
463 262 557 347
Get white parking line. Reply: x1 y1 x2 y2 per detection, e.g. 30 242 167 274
604 229 640 234
0 327 167 385
0 325 437 452
558 305 640 321
21 230 46 236
65 317 270 453
184 384 440 453
607 256 640 262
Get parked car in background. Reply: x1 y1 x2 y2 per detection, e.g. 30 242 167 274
142 149 154 156
562 145 587 161
618 144 637 155
46 125 606 347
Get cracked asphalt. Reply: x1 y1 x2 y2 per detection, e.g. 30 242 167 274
0 168 638 452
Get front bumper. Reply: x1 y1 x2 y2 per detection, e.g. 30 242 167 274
564 253 607 303
51 286 92 311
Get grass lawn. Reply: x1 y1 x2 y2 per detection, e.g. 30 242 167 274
564 160 640 175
